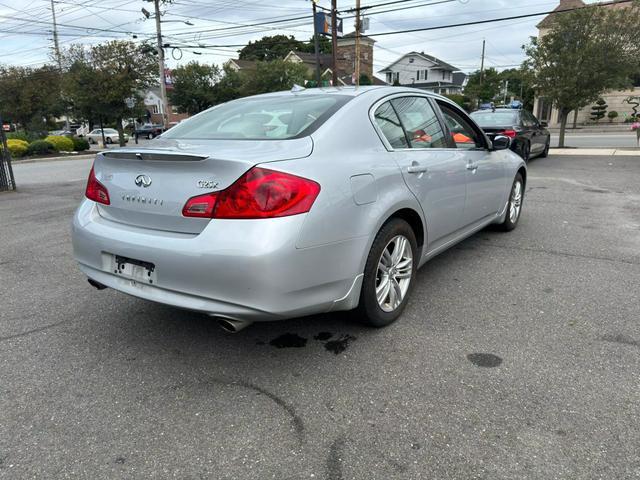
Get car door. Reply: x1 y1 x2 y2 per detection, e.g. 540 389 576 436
372 96 468 250
522 110 545 154
435 100 506 227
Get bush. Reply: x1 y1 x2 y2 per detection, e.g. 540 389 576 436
45 135 74 152
71 136 90 151
607 111 619 123
0 139 29 157
27 140 55 156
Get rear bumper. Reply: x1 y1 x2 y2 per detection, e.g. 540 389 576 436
72 200 367 320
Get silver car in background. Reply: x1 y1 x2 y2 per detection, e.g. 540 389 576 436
72 86 526 331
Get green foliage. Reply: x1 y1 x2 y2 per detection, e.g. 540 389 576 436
6 131 40 142
71 136 90 151
443 94 473 112
169 62 221 114
239 35 331 62
0 65 64 131
359 74 372 86
45 135 75 151
240 59 309 96
61 41 156 145
590 98 608 123
607 110 619 122
27 140 55 155
524 1 640 145
0 139 29 157
464 68 502 104
212 64 245 104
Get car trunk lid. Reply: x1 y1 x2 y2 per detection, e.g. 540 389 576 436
93 137 313 234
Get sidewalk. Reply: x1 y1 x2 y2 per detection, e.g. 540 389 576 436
11 153 96 164
549 148 640 156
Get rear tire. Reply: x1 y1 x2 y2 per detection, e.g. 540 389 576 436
106 137 113 144
540 139 550 158
356 218 418 328
498 173 524 231
147 133 154 140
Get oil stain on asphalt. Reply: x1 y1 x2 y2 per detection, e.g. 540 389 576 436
467 353 503 368
264 332 357 354
269 333 308 348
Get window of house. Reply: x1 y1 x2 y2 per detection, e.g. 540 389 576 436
442 71 446 80
152 105 159 114
391 97 447 149
437 103 483 149
386 72 392 84
416 70 421 81
393 72 400 83
373 101 409 149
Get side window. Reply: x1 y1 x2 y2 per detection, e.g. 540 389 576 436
391 97 447 149
523 111 539 127
438 103 484 149
373 101 409 149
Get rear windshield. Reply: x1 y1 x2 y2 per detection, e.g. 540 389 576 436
163 95 351 140
470 111 519 127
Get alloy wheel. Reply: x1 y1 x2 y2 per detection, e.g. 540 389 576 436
375 235 413 312
509 180 523 223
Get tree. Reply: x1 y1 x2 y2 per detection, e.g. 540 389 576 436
607 110 619 123
239 35 305 61
498 68 535 110
211 64 245 104
464 68 502 105
524 1 640 147
241 59 309 96
298 36 332 55
359 74 372 86
62 41 157 145
169 62 221 115
0 65 64 133
590 98 608 123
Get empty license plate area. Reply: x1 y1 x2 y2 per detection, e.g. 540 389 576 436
111 254 157 284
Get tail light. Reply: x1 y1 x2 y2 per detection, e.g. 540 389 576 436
182 167 320 219
499 129 517 138
85 165 110 205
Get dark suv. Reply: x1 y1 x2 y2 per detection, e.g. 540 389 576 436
470 108 551 162
134 124 164 139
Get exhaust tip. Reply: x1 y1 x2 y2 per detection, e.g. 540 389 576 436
88 278 107 290
216 317 253 333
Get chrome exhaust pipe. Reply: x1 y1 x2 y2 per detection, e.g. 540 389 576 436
216 317 253 333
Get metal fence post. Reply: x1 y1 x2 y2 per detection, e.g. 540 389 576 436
0 113 16 192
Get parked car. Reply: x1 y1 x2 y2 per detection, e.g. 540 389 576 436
72 87 526 332
48 130 73 137
135 123 164 139
470 108 551 161
85 128 128 144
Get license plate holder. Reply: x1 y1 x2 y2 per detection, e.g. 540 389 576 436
112 255 157 284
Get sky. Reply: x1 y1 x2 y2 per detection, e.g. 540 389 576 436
0 0 595 79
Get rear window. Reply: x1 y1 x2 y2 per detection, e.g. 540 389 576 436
470 111 519 127
163 95 351 140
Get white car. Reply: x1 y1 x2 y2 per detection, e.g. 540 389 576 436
85 128 128 144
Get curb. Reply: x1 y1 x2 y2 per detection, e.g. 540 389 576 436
11 153 96 165
549 148 640 156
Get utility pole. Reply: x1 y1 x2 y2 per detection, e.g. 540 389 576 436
152 0 169 129
50 0 69 131
331 0 338 87
312 0 321 87
354 0 361 86
478 39 485 108
503 80 509 105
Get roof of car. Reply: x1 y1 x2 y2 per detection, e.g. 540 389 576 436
254 85 453 100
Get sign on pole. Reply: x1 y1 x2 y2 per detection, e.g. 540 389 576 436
314 11 342 36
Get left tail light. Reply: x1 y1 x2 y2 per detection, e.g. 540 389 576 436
182 167 320 219
499 129 517 139
85 165 110 205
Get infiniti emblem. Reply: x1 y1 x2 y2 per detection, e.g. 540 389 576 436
135 174 152 188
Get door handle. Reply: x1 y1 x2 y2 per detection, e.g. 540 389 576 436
467 163 478 171
407 163 428 174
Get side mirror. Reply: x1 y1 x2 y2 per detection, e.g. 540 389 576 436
492 135 511 151
540 121 548 128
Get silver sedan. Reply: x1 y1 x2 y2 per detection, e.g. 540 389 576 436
72 86 526 331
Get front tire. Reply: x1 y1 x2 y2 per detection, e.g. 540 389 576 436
520 142 531 162
498 173 524 231
540 138 550 158
147 133 154 140
105 137 113 144
356 219 418 327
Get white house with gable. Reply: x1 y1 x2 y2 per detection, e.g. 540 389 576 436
378 51 467 95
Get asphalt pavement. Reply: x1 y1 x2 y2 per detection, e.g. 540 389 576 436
1 154 639 479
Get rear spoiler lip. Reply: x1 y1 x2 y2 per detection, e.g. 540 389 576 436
100 149 208 162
